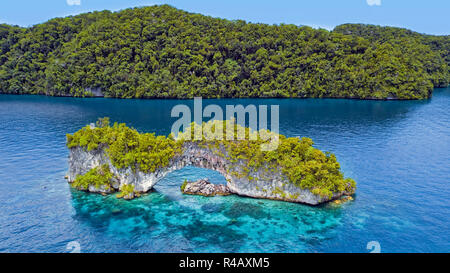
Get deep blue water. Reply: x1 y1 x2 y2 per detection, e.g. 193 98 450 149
0 89 449 253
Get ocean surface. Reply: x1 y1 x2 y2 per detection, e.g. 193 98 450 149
0 88 449 253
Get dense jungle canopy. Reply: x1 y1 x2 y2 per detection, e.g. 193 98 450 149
0 5 449 99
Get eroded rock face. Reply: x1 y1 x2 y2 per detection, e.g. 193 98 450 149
181 178 232 196
68 143 350 205
68 146 181 193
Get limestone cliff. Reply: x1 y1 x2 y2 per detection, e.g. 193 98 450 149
68 141 353 205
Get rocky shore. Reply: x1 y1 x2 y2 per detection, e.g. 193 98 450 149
181 178 232 197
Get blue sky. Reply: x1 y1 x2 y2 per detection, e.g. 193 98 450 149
0 0 448 35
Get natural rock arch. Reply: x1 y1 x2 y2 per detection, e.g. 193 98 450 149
68 142 345 205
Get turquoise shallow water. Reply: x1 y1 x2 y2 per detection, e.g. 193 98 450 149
0 88 449 253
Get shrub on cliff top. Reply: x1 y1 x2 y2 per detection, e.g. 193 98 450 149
67 118 182 173
179 120 356 198
68 118 356 198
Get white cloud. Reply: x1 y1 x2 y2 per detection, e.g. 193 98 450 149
366 0 381 6
67 0 81 6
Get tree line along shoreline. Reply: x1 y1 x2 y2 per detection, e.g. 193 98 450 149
0 5 449 100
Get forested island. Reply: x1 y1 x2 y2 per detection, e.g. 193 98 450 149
1 5 449 99
66 118 356 205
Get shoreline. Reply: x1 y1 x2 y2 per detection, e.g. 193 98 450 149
3 88 449 101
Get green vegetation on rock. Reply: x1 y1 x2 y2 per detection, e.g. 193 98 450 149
72 164 114 191
180 180 188 192
68 118 355 198
180 120 356 198
116 184 137 199
67 117 182 173
0 5 448 99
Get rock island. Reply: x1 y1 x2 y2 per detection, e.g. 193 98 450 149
66 118 356 205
